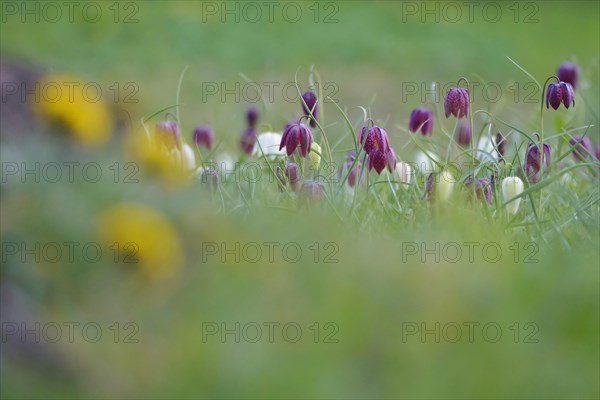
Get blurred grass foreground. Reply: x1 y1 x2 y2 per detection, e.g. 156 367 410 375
1 1 600 399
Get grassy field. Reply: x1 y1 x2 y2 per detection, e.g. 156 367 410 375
1 1 599 398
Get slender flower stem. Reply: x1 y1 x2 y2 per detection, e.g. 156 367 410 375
538 76 559 219
457 77 475 185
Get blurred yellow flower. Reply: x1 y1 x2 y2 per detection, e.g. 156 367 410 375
96 202 183 281
35 74 113 147
124 127 195 184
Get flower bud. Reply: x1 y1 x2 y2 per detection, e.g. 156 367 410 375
502 176 524 215
468 178 493 205
285 162 301 192
341 150 365 188
408 108 434 136
299 180 325 206
456 121 471 147
523 141 552 183
247 106 259 128
193 125 214 150
557 62 580 90
240 127 257 155
301 91 318 128
309 142 322 170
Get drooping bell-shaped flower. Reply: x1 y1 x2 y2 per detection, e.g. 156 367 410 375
254 132 285 160
546 82 575 110
444 87 469 118
569 135 591 162
299 180 324 206
279 121 313 158
468 178 493 205
341 150 365 188
502 176 524 215
155 121 181 150
408 108 434 136
359 125 395 174
284 162 301 192
240 127 257 155
456 121 471 147
422 170 454 202
557 62 580 90
523 141 552 183
193 125 214 150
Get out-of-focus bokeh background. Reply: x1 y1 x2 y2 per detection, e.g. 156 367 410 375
1 1 599 398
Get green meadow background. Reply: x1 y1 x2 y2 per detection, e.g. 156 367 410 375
1 1 599 398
